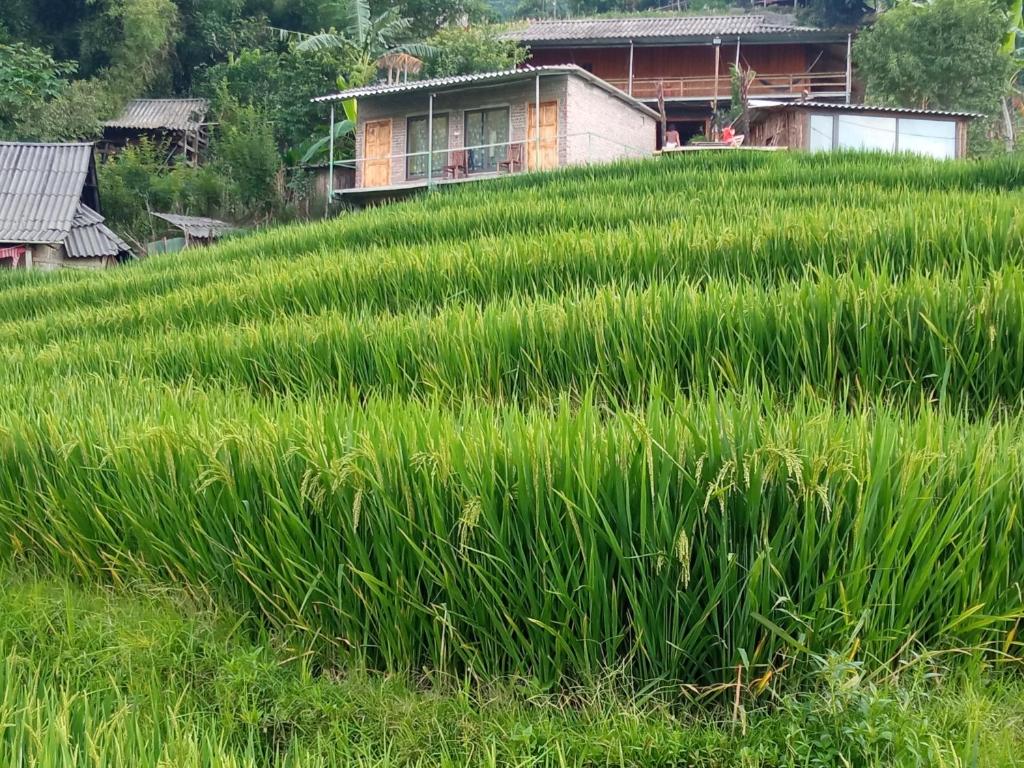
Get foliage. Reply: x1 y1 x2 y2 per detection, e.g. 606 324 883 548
423 25 528 77
290 0 433 85
381 0 495 37
98 140 232 246
213 98 285 215
1 574 1022 766
198 47 344 154
0 154 1023 686
853 0 1015 114
0 43 75 138
801 0 873 28
33 79 117 141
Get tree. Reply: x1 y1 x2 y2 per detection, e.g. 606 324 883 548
853 0 1014 114
423 26 527 78
198 46 345 154
289 0 433 85
378 0 493 38
0 43 75 137
802 0 873 28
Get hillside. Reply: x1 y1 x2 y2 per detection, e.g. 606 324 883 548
2 152 1024 762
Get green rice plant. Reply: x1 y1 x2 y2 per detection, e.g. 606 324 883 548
0 151 1022 690
0 388 1020 683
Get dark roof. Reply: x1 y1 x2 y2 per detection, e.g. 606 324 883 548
749 99 982 119
503 14 837 45
0 142 95 244
152 212 236 239
312 65 659 119
105 99 209 131
65 204 132 259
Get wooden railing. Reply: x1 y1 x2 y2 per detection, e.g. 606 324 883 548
607 71 847 100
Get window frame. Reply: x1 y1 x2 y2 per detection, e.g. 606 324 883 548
463 106 512 175
405 112 450 181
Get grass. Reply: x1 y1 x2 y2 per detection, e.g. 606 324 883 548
0 151 1021 697
2 574 1022 767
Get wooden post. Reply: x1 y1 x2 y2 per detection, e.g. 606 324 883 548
713 37 722 131
327 103 335 217
735 37 740 70
628 40 634 96
845 33 853 104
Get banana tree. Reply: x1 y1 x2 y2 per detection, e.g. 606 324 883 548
301 88 357 165
288 0 435 84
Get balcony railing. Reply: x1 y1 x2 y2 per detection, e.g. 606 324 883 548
607 71 848 100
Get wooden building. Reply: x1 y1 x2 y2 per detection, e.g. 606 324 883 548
747 101 977 159
0 142 132 271
504 14 852 144
101 98 209 166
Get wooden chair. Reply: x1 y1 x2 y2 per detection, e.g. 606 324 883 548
498 142 524 173
442 149 466 179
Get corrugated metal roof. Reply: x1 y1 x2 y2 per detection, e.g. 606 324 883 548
0 142 94 244
152 212 236 239
749 99 982 119
503 14 821 43
104 99 209 131
312 65 659 118
65 204 131 259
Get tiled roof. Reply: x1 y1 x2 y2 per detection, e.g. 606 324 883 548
105 99 209 131
312 65 659 118
503 14 820 43
152 212 236 239
0 142 95 243
750 99 982 119
65 204 131 259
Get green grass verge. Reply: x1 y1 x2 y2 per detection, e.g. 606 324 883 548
2 575 1022 767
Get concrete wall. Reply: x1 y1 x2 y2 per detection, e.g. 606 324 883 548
564 77 657 164
354 77 570 188
30 243 112 271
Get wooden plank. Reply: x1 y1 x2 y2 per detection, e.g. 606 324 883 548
363 119 392 188
527 101 559 171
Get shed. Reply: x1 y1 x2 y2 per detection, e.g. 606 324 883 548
0 142 131 271
151 212 236 248
747 100 979 159
312 65 659 201
101 98 210 165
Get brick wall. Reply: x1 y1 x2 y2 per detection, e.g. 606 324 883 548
564 77 657 165
350 74 655 188
353 77 569 187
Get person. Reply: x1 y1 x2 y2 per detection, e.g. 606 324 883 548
663 124 681 149
721 124 735 144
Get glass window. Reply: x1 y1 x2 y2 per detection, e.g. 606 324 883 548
897 118 957 159
406 114 449 180
836 115 896 152
464 107 509 174
808 114 834 152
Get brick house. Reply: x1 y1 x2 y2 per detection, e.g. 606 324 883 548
313 66 658 199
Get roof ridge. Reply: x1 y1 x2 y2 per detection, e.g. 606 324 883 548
525 14 765 22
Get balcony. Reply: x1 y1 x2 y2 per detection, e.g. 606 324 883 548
607 71 848 101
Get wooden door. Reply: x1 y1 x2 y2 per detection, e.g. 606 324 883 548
527 101 558 171
363 119 392 187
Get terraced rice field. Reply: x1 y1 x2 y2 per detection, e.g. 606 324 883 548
2 152 1023 686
